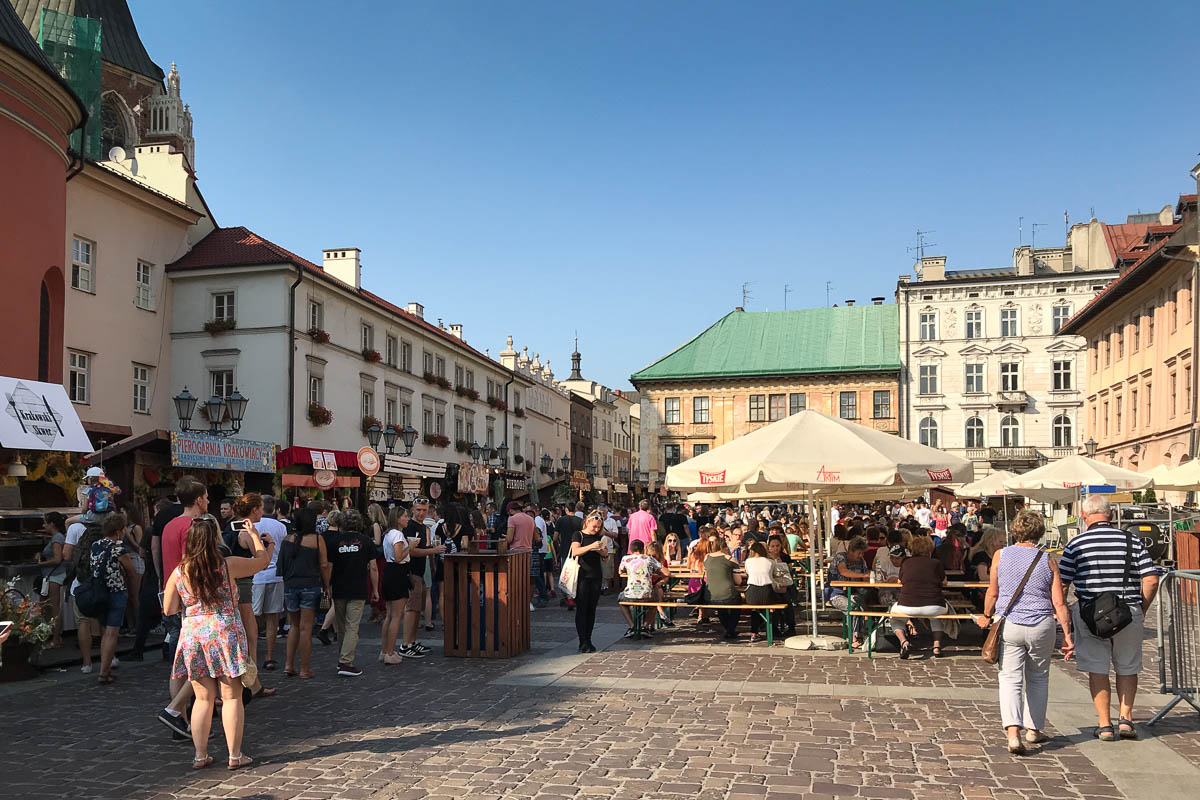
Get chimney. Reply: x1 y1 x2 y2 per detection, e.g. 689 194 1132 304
898 274 910 284
448 324 463 340
322 248 361 290
734 306 744 312
406 302 424 319
844 299 855 306
871 296 885 305
918 256 946 281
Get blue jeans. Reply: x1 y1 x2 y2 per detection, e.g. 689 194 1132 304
101 590 127 629
284 586 321 612
163 610 183 661
533 573 549 602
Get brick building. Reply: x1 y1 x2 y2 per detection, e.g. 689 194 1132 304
631 304 901 485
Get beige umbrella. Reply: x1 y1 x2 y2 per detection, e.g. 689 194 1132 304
1152 460 1200 491
1003 454 1152 503
665 409 973 493
685 492 726 504
955 470 1018 498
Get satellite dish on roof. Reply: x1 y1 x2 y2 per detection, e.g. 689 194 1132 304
107 146 126 162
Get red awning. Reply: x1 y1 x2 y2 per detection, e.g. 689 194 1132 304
276 445 360 470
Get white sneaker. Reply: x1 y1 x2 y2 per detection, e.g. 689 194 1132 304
80 664 93 674
111 657 120 669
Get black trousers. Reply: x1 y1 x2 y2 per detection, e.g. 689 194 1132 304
714 595 743 637
575 578 602 646
133 569 161 657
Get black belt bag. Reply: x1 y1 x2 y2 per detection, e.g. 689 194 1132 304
1078 531 1133 640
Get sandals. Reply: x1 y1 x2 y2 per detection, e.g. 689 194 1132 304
262 660 277 671
933 646 946 658
97 674 114 685
1118 718 1138 739
1024 730 1049 744
192 755 213 770
1095 725 1116 742
227 754 253 770
298 669 315 679
283 667 298 677
899 643 912 660
251 685 277 699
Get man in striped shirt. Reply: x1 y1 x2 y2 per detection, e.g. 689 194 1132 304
1059 495 1159 740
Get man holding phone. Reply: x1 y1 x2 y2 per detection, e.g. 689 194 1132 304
398 499 444 659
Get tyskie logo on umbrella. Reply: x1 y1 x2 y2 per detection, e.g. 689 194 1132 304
699 470 726 485
815 466 841 482
926 468 954 482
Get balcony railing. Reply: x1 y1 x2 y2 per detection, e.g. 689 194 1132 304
995 390 1029 407
1050 447 1076 459
988 446 1040 463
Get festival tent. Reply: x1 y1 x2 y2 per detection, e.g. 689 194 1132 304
1002 454 1152 503
665 409 973 637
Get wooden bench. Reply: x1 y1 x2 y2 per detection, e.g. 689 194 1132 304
619 600 790 644
845 610 978 659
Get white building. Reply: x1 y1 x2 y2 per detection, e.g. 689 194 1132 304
895 217 1150 475
498 338 572 486
167 229 519 467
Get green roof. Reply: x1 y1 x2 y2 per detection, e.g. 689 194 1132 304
631 305 900 383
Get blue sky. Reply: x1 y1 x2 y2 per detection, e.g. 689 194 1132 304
133 1 1199 390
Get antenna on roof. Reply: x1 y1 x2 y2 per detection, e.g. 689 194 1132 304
1018 216 1023 244
825 281 834 307
1031 222 1046 251
906 229 937 267
783 284 791 310
1064 210 1069 242
741 282 754 309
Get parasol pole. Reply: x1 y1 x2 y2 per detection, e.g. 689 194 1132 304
807 488 819 636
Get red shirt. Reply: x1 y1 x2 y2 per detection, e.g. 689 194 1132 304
161 514 192 589
507 512 536 551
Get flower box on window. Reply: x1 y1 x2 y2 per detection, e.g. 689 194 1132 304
423 371 438 384
423 433 450 448
455 386 480 401
307 327 330 344
455 439 471 453
361 415 382 435
487 397 508 412
435 375 451 390
362 348 382 363
203 318 236 334
307 402 333 426
513 454 524 465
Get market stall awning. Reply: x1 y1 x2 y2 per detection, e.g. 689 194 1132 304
1 377 94 453
276 445 360 470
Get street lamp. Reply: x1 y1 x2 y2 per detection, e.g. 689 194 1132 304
173 387 198 432
584 462 597 479
541 453 552 472
619 468 629 482
225 389 248 429
382 425 398 454
561 454 570 471
497 441 509 467
1084 438 1098 458
470 442 483 463
366 423 383 450
400 425 418 457
602 463 610 478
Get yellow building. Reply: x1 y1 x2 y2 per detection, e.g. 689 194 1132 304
630 304 900 483
1060 191 1199 472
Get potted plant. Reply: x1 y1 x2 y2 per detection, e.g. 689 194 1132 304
513 454 524 465
435 375 452 390
423 433 450 448
487 397 508 412
362 348 382 363
455 385 480 401
203 318 237 334
307 402 333 426
361 415 382 435
514 407 526 418
307 327 330 343
455 439 471 453
0 585 54 682
423 371 438 384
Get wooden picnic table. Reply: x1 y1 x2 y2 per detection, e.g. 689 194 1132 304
830 580 988 589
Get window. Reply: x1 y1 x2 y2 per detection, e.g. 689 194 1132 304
308 300 323 331
385 397 396 426
212 292 235 321
1000 414 1020 447
454 409 465 442
873 390 891 419
401 341 413 372
454 363 464 388
964 363 984 394
1130 389 1138 429
748 394 766 422
1147 307 1155 345
1115 395 1124 432
1000 362 1019 392
965 310 982 339
1145 384 1152 423
1170 372 1177 417
1000 308 1018 337
965 417 984 448
664 397 681 424
401 400 412 427
1187 366 1193 415
135 261 154 310
210 369 233 400
1171 287 1179 332
1115 327 1124 359
308 375 323 405
423 408 434 436
1103 333 1111 366
1052 305 1071 334
385 335 397 366
423 350 434 376
693 444 710 457
918 417 938 448
361 390 374 419
919 312 937 341
789 393 806 415
1053 415 1073 448
664 444 681 467
769 393 786 421
360 323 374 351
1102 401 1109 436
1091 338 1099 372
693 396 710 423
465 417 474 443
132 364 150 413
918 365 938 395
71 237 94 292
1131 314 1140 352
435 356 445 378
1052 360 1072 391
465 369 474 390
839 391 857 419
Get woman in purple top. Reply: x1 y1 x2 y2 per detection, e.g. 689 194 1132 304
975 511 1074 755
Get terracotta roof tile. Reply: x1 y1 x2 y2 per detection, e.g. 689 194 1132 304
1101 222 1157 262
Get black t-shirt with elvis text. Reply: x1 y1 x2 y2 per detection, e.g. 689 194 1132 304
329 531 378 599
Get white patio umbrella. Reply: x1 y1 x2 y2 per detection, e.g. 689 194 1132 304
1003 454 1152 503
1151 460 1200 491
666 409 973 637
955 470 1018 498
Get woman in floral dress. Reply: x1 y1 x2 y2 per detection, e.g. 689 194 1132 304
163 515 271 770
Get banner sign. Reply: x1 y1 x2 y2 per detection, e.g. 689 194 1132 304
458 462 489 494
171 432 277 473
571 469 589 490
310 450 337 470
0 376 92 452
699 470 726 485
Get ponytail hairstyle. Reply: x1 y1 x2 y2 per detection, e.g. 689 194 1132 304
233 492 263 519
181 516 224 607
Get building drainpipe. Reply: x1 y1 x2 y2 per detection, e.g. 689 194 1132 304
286 265 303 448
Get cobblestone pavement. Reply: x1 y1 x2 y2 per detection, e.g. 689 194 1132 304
0 596 1196 800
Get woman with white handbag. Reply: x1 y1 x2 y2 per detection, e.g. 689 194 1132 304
565 511 608 653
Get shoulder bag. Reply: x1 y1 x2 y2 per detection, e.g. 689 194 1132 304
770 561 794 593
1078 530 1134 639
981 549 1044 665
557 554 580 599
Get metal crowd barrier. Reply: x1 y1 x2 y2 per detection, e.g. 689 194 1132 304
1149 569 1200 724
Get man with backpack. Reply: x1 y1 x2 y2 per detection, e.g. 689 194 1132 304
62 518 106 673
